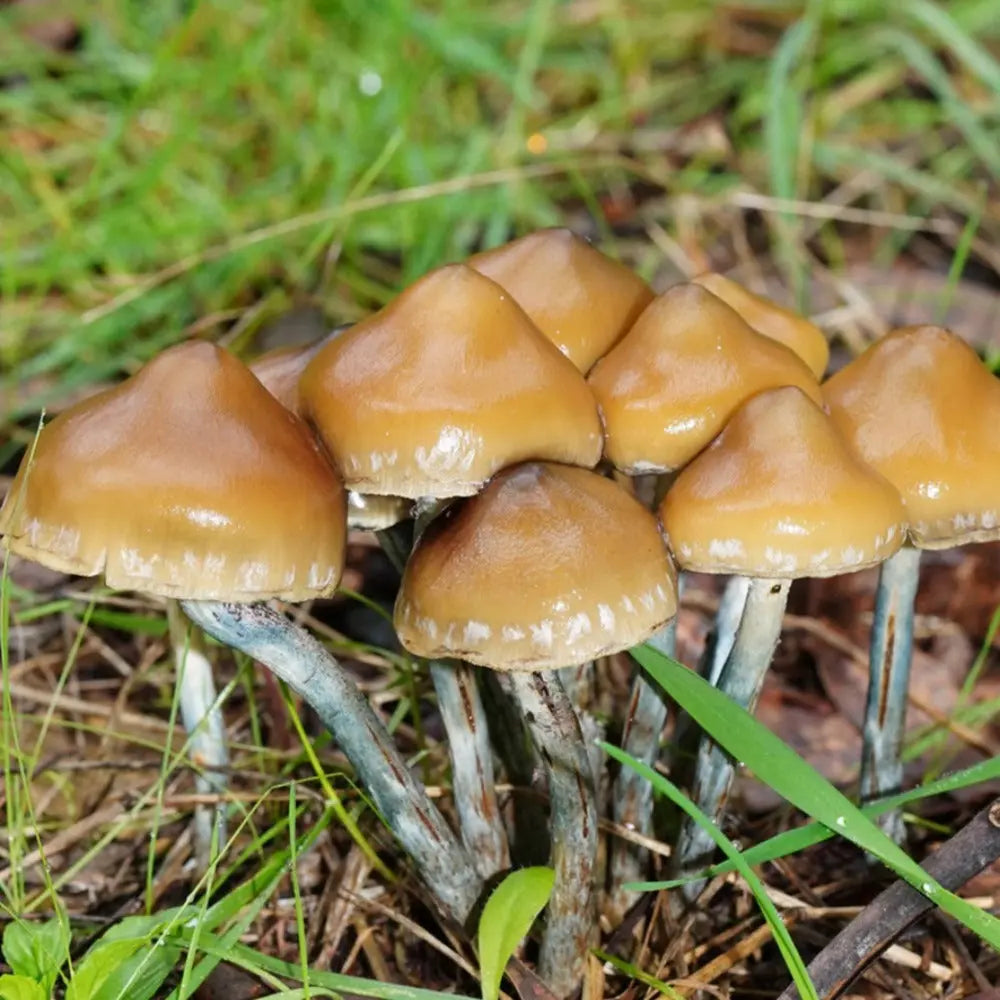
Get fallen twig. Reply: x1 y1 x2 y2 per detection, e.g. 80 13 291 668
778 797 1000 1000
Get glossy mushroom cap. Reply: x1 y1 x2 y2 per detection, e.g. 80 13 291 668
300 264 603 498
588 283 822 474
692 272 829 378
0 341 347 600
824 325 1000 549
660 386 905 577
467 228 655 372
395 462 677 670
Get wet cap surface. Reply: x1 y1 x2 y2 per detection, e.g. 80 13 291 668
692 272 829 378
468 228 655 372
824 325 1000 549
660 386 905 577
395 462 677 670
301 264 603 498
0 341 347 600
588 283 822 474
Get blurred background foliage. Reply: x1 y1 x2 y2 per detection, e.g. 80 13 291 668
2 0 999 443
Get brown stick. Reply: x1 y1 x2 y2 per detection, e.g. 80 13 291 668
778 797 1000 1000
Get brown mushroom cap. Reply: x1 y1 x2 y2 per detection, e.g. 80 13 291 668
467 228 655 372
300 264 603 498
692 272 829 378
588 283 822 474
395 462 677 670
0 341 347 600
659 386 905 577
823 325 1000 549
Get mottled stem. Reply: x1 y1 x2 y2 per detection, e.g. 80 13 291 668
860 546 921 844
507 671 598 998
676 576 790 887
167 600 229 868
607 617 676 915
481 672 549 868
378 526 509 881
180 600 483 922
429 660 510 879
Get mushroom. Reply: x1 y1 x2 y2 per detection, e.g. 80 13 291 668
691 272 830 378
300 263 603 496
659 386 905 878
587 283 822 897
300 264 604 880
466 227 655 372
395 461 677 996
0 341 484 921
587 283 823 475
824 325 1000 840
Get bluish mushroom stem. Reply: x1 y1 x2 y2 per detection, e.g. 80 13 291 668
480 671 550 867
607 582 682 914
860 544 921 843
378 523 509 880
707 575 750 685
428 659 510 878
180 600 484 923
506 670 598 999
676 575 790 889
167 599 229 868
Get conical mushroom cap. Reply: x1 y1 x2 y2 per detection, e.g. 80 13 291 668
659 386 905 577
824 325 1000 548
692 273 829 378
467 228 655 372
300 264 603 498
0 341 347 600
588 283 822 473
395 462 677 670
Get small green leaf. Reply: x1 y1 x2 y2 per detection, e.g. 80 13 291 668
2 918 69 991
0 975 47 1000
477 867 555 1000
65 939 146 1000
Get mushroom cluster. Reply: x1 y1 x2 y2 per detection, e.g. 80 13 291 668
1 227 991 997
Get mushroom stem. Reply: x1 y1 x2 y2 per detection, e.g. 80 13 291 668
676 576 790 885
166 600 228 868
429 659 510 879
506 670 598 998
707 575 751 685
608 617 676 915
480 672 550 867
180 600 484 923
860 545 921 843
378 525 509 881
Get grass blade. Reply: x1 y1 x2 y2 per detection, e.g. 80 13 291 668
631 753 1000 890
602 742 817 1000
631 644 1000 948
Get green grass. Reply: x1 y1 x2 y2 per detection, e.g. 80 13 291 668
3 0 1000 439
